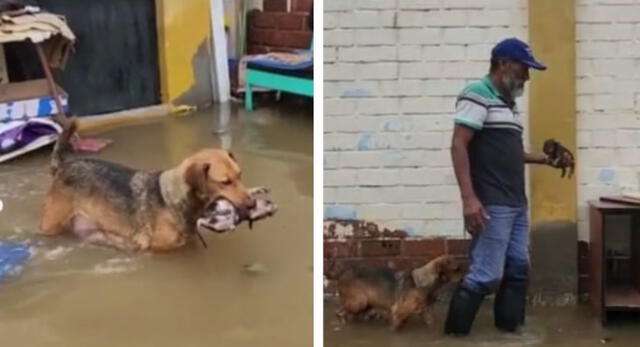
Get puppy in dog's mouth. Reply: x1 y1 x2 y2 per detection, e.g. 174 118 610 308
197 188 278 234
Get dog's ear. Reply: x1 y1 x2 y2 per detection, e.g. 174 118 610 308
185 162 211 193
227 151 236 162
412 263 438 289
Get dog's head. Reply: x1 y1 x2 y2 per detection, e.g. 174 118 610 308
183 149 255 212
412 255 466 289
433 255 466 285
542 138 557 156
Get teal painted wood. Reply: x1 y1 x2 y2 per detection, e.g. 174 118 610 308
245 70 313 111
248 70 313 96
244 38 314 111
245 82 254 111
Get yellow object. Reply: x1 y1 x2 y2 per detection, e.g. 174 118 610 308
224 14 233 26
156 0 212 105
171 104 197 116
529 0 577 226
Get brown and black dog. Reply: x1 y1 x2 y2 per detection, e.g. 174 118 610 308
543 138 575 178
330 255 465 331
38 120 257 252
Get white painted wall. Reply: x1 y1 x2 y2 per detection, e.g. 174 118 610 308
576 0 640 240
324 0 640 241
324 0 528 237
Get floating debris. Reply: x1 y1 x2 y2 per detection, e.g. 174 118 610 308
171 104 197 116
243 262 267 274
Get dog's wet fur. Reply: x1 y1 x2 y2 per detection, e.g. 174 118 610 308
329 255 465 331
39 120 256 252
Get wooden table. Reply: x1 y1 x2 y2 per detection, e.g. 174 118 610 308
589 200 640 323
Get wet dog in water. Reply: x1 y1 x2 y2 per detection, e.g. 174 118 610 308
330 255 465 331
38 120 276 252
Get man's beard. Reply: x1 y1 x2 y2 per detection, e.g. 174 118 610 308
502 73 525 99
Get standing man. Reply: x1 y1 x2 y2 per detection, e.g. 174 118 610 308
445 38 572 335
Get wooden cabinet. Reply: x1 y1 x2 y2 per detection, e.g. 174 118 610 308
589 200 640 323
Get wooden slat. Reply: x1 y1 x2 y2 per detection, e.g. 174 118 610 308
605 284 640 309
0 79 66 103
589 204 603 319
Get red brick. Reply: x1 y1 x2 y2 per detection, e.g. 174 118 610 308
302 17 311 32
447 239 471 255
247 45 269 55
388 257 429 272
262 30 284 46
292 0 313 12
265 30 312 48
327 221 408 240
252 12 278 29
352 221 380 239
249 28 311 48
264 0 287 12
324 241 358 258
381 228 408 239
277 13 305 30
360 240 401 257
259 45 288 53
248 28 269 44
266 46 289 53
402 239 446 257
359 257 395 268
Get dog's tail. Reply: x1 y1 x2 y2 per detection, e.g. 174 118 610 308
51 119 77 175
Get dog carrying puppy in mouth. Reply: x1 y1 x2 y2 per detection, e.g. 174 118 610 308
329 255 465 331
38 120 277 252
196 188 277 247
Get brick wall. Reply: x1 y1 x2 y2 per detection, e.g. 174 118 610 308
247 0 313 54
324 0 528 238
323 220 470 294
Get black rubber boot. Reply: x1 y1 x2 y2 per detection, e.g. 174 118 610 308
444 286 485 336
494 279 527 332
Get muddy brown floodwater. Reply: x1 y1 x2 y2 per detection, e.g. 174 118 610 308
324 297 640 347
0 104 312 347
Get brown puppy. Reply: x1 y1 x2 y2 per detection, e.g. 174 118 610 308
543 138 575 178
333 255 464 331
38 120 256 252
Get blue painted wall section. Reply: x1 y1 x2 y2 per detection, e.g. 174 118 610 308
357 133 373 150
598 168 615 183
324 204 357 220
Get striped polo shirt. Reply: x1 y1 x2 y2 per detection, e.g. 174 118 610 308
453 76 526 207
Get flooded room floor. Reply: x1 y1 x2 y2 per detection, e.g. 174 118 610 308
0 103 312 347
324 298 640 347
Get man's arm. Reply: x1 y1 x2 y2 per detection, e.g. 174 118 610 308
451 126 476 200
451 125 489 233
524 152 548 165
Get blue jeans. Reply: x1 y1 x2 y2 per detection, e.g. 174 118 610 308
462 205 530 295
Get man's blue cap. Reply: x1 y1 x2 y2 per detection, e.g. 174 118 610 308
491 38 547 71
